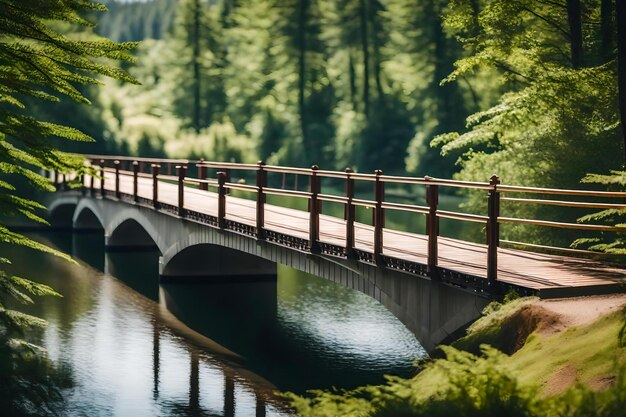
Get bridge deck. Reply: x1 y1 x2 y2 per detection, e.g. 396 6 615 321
95 171 624 297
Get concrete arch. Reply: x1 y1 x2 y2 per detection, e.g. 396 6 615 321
48 196 79 229
73 199 105 230
105 205 164 253
161 243 276 279
73 206 104 231
107 218 160 252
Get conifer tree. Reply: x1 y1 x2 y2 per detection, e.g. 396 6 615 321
0 1 135 412
432 0 623 246
169 0 226 132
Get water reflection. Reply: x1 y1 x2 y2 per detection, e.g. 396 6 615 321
3 231 424 415
106 251 160 301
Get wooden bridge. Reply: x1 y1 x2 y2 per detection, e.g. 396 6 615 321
45 155 626 351
49 155 625 299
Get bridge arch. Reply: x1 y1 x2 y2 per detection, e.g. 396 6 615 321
48 197 78 229
160 243 276 279
73 206 104 231
107 218 160 252
104 205 164 253
72 199 105 230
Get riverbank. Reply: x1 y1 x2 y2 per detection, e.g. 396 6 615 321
452 294 626 395
287 293 626 416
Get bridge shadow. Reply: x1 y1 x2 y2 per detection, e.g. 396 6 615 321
105 250 161 301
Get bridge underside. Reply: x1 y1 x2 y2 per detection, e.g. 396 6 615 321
47 193 491 352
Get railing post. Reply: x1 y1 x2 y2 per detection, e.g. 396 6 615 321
197 159 208 191
152 164 160 209
133 161 139 202
487 175 501 284
217 171 227 229
176 165 187 217
345 168 355 258
81 171 86 195
309 165 321 253
53 170 58 190
89 164 95 196
374 170 385 265
62 173 67 190
99 159 105 197
256 161 267 240
114 160 121 199
426 177 439 273
224 168 231 195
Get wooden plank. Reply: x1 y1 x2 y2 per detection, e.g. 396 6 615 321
97 172 625 294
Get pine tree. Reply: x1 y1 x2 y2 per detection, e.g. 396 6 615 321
169 0 226 132
432 0 623 246
0 1 135 412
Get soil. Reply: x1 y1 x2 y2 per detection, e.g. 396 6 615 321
536 294 626 335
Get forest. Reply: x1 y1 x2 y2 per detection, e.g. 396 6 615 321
34 0 625 251
1 1 626 415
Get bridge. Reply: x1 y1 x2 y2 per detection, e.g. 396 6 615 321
46 155 625 352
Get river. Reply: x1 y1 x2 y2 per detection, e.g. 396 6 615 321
4 230 426 416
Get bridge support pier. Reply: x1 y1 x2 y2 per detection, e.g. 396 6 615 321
159 244 277 282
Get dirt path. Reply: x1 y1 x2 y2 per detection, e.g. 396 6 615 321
536 294 626 335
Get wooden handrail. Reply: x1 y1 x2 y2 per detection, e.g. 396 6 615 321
87 154 191 165
224 182 259 192
497 184 626 197
73 154 626 283
263 187 312 198
381 201 429 214
498 217 626 231
317 193 349 204
437 210 489 223
351 198 377 209
264 165 313 175
501 197 626 209
183 177 219 186
199 161 259 171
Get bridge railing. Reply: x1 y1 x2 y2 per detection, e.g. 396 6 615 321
49 154 626 286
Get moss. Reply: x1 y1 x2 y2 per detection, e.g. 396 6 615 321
452 297 541 355
510 308 626 392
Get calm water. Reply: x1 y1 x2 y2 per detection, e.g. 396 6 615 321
4 232 425 416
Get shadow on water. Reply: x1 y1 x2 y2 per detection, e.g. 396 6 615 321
73 232 105 272
106 250 160 301
5 229 424 415
160 269 424 393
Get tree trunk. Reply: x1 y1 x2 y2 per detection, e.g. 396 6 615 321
617 0 626 164
600 0 613 63
192 0 201 133
370 0 383 101
298 0 309 159
349 49 357 110
567 0 583 68
359 0 370 117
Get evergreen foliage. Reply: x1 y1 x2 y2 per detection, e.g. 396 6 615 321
431 0 624 245
83 0 626 247
0 0 134 412
97 0 473 174
571 170 626 254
